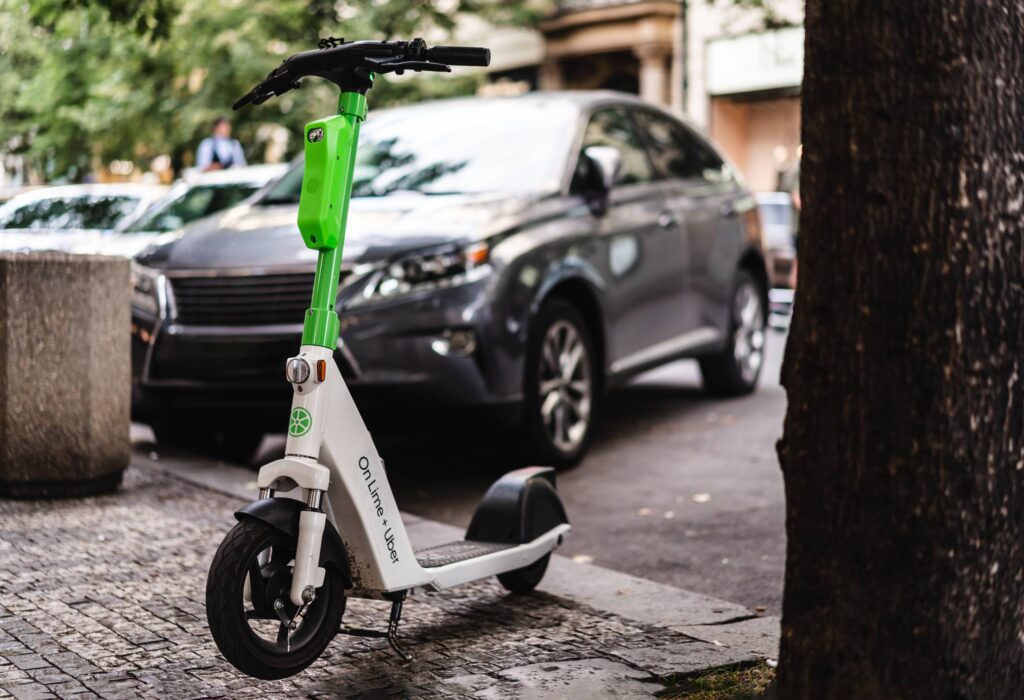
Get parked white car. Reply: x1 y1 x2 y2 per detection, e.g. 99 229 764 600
0 166 287 258
116 164 288 236
0 183 166 255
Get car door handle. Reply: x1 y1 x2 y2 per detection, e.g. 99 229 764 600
657 211 677 228
719 201 737 218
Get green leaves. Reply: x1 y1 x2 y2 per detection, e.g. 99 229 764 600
2 0 532 181
26 0 178 39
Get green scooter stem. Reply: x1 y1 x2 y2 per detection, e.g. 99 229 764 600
300 91 369 349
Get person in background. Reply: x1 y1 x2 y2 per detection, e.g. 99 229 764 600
196 117 247 171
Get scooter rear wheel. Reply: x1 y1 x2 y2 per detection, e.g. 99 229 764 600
497 553 550 594
206 519 345 679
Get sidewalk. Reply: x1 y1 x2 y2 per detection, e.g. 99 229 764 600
0 449 779 699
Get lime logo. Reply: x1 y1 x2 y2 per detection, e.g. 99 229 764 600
289 407 312 437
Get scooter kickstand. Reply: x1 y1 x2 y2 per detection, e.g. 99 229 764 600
386 598 412 662
338 595 412 662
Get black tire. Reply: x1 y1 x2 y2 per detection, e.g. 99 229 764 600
698 270 766 396
497 554 550 594
206 519 345 680
523 299 598 469
152 420 264 465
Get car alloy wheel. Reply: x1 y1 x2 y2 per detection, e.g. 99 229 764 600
732 280 765 384
538 319 593 454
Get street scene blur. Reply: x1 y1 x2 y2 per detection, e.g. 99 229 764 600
4 0 789 695
6 0 1018 697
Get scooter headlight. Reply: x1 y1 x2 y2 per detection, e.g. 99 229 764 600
354 242 490 305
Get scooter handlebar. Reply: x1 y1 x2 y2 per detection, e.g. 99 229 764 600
426 45 491 67
233 38 491 110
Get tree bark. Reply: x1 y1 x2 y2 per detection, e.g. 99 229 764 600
778 2 1024 697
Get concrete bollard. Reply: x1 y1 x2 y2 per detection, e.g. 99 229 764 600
0 252 130 497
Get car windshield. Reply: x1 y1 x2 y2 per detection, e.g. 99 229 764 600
0 194 140 231
261 98 577 204
124 183 260 232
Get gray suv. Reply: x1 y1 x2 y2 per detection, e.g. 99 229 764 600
131 92 768 467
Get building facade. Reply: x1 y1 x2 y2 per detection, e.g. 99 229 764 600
471 0 804 192
539 0 684 110
687 2 803 192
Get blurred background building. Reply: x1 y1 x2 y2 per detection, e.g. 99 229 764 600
466 0 804 192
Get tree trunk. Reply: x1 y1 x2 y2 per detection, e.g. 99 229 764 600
778 2 1024 697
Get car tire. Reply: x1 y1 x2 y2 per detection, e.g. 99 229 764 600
523 299 598 469
699 270 766 396
151 420 265 465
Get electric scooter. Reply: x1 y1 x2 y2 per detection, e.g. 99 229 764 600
205 38 571 681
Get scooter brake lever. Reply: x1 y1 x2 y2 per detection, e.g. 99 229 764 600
232 87 260 111
363 58 452 75
234 68 300 110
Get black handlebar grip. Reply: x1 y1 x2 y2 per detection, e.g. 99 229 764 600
426 45 491 67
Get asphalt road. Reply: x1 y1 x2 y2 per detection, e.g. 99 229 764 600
381 329 789 615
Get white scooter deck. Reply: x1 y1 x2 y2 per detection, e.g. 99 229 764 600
411 524 569 591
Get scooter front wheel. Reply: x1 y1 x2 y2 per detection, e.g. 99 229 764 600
206 518 345 679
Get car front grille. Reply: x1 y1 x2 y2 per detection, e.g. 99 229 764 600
169 269 351 326
148 332 359 383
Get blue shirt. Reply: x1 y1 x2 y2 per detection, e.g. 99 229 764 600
196 136 247 170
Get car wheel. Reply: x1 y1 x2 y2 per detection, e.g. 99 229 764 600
151 420 265 465
699 270 766 396
524 299 597 469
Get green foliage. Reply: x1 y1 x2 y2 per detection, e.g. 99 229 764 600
26 0 177 38
0 0 535 181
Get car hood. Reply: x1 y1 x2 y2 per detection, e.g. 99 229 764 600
0 229 103 251
135 191 539 271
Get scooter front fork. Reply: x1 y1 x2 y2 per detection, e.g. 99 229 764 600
258 486 328 607
292 506 327 606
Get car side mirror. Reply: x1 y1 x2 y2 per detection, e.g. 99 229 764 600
579 145 622 217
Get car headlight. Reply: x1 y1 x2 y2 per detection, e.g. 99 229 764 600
130 263 161 316
353 242 490 305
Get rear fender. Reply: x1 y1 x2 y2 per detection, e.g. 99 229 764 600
235 498 352 588
465 466 569 544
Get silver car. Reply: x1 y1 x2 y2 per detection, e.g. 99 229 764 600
131 92 768 467
117 164 288 236
0 183 167 256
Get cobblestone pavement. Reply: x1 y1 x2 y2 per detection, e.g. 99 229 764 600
0 468 745 699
